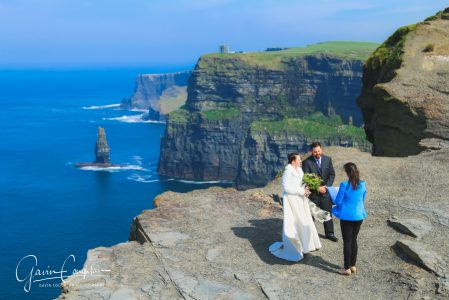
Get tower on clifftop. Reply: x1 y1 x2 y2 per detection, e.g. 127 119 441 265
219 45 230 53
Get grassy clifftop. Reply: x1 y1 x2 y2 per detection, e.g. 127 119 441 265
199 41 379 70
251 112 368 145
364 7 449 86
364 24 417 84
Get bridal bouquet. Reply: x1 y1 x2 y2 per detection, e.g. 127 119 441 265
303 173 323 191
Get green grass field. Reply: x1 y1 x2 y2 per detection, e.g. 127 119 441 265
251 113 368 143
168 107 191 124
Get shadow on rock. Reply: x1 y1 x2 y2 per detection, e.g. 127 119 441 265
232 218 292 265
231 218 340 273
270 193 282 205
300 254 340 274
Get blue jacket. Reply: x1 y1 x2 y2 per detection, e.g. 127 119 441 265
332 180 367 221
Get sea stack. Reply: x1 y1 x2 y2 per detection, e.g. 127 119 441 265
94 127 110 164
75 127 125 169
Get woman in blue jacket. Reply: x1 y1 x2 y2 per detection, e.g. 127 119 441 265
332 162 367 276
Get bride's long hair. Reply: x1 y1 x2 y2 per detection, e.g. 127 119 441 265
344 162 360 190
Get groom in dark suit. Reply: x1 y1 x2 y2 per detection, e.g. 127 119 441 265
302 142 338 242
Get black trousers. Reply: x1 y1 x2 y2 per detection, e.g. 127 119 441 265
340 219 363 269
309 192 334 235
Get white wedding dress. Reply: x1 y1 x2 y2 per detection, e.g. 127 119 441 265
269 164 323 261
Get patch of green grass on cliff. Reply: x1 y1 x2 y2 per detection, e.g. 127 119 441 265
305 112 344 126
279 41 379 61
365 24 417 83
250 114 367 143
200 41 379 70
369 7 449 80
201 107 240 121
424 7 449 21
168 107 191 124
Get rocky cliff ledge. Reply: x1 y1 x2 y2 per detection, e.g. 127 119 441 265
122 71 191 120
357 8 449 156
59 147 449 299
158 42 378 188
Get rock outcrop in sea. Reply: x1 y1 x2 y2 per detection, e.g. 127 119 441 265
158 42 378 188
121 71 191 121
75 127 126 169
59 146 449 300
357 8 449 156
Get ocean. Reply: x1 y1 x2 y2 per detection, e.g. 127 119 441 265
0 67 231 299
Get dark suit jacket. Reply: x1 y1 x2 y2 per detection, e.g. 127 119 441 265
302 154 335 190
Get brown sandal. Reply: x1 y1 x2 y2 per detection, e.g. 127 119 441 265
339 268 351 276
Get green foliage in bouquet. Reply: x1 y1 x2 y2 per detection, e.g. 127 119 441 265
303 173 323 191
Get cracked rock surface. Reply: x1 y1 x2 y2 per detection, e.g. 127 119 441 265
58 147 449 299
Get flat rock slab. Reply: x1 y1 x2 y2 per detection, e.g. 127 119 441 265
58 186 422 299
58 241 184 300
388 216 433 238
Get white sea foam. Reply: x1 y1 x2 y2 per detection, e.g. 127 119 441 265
111 107 148 112
129 108 149 112
127 173 159 183
78 164 147 172
102 114 165 124
82 103 121 110
132 155 143 165
174 179 234 184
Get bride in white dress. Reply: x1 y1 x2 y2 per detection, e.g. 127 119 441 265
269 152 328 262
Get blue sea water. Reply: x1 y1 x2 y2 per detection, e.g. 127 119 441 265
0 68 231 299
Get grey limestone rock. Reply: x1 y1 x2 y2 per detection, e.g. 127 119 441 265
388 216 433 238
60 147 449 300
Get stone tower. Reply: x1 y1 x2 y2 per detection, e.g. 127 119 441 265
94 127 110 164
219 45 230 53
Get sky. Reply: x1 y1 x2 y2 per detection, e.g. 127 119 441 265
0 0 447 68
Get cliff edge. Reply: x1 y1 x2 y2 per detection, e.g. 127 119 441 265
59 147 449 299
357 8 449 156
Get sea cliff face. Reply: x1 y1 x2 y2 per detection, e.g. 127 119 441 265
158 42 377 188
357 8 449 156
122 71 191 120
236 128 371 189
